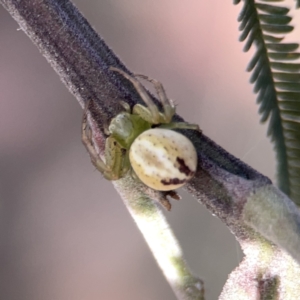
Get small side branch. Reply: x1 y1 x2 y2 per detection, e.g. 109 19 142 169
114 174 204 300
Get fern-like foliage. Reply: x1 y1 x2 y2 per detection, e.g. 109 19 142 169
234 0 300 205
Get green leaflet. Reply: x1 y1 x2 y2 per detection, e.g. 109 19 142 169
263 34 284 42
255 3 289 15
259 14 292 25
260 0 285 2
268 53 300 60
279 101 300 111
273 73 300 82
275 83 300 92
266 43 299 52
270 62 300 72
235 0 300 205
261 24 293 33
278 92 300 100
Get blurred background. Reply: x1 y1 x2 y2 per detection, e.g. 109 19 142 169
1 1 299 299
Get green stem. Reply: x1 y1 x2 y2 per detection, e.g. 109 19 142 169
114 175 204 300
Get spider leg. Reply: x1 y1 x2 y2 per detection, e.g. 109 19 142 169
82 106 125 180
110 67 160 124
82 111 109 175
120 100 131 113
104 136 125 180
135 74 175 123
132 104 155 124
120 151 131 177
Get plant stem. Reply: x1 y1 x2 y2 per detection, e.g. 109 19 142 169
114 174 204 300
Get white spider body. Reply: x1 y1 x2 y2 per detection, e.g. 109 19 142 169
129 128 197 191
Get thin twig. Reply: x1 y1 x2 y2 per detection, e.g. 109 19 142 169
114 173 204 300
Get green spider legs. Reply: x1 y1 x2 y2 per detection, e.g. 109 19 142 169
110 67 200 132
110 67 175 124
81 108 130 180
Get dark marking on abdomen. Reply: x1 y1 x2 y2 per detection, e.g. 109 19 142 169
161 178 187 186
177 157 193 176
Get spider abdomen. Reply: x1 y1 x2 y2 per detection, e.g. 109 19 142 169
129 128 197 191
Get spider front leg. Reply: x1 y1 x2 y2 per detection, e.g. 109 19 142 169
82 111 129 180
133 74 200 131
110 67 174 124
110 67 160 123
110 67 201 131
134 74 175 123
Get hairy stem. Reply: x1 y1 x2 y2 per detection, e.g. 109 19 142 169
114 174 204 300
